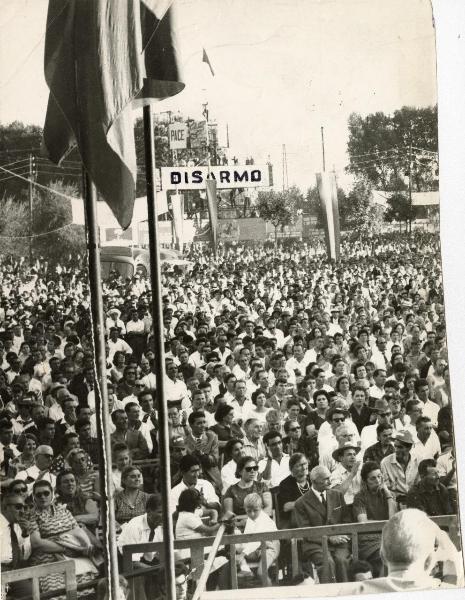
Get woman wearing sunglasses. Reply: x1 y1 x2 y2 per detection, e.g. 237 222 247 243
223 456 272 517
29 480 99 596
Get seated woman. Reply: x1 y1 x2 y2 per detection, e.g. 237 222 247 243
114 466 151 524
236 493 279 585
223 456 272 518
8 433 37 478
352 461 397 577
210 404 243 451
29 480 100 596
250 390 270 425
175 488 227 590
55 469 99 529
277 453 310 528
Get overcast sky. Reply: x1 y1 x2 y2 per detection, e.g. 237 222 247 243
0 0 436 191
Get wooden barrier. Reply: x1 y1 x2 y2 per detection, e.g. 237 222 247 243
1 560 77 600
121 515 459 591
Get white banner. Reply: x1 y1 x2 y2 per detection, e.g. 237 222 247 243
160 165 270 190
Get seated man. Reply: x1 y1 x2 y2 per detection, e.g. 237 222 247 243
406 458 453 516
294 465 350 583
170 455 220 515
356 509 463 592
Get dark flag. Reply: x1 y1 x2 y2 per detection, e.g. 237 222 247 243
43 0 185 229
202 47 215 76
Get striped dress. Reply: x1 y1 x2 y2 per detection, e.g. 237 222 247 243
29 503 97 597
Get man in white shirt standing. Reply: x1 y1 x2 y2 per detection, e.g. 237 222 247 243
259 431 290 490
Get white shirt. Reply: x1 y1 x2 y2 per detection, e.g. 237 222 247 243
436 450 456 489
230 399 254 422
108 338 132 360
258 454 290 487
164 376 190 409
16 466 56 495
329 462 361 504
170 479 219 514
242 511 278 555
411 431 441 462
0 513 32 566
118 514 163 562
420 400 440 427
141 373 156 390
221 459 240 495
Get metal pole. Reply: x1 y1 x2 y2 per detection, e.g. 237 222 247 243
143 104 176 600
408 140 413 234
321 126 326 172
82 172 120 599
29 154 34 267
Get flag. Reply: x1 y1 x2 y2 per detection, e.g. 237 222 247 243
316 171 340 261
205 179 218 252
43 0 185 229
202 47 215 76
171 193 184 249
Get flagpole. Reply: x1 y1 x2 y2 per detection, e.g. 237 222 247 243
82 172 120 597
143 104 177 600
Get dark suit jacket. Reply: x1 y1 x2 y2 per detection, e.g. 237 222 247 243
294 488 348 554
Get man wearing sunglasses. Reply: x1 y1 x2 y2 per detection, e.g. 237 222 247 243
1 493 32 594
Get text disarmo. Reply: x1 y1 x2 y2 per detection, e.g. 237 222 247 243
169 169 263 185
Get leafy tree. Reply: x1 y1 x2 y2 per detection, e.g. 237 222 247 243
0 196 29 256
256 185 303 247
31 180 85 262
346 106 438 192
384 191 415 232
343 179 384 235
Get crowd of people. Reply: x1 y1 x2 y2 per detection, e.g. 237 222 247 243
0 231 461 598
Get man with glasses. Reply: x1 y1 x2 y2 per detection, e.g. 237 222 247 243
1 493 32 595
259 431 290 490
16 444 56 495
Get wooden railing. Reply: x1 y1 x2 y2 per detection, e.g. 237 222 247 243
1 560 77 600
122 515 459 594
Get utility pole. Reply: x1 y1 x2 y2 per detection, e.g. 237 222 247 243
28 154 35 267
321 126 326 172
282 144 288 191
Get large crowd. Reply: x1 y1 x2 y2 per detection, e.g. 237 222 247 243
0 231 460 598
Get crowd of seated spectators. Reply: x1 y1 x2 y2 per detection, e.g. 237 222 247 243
0 233 460 596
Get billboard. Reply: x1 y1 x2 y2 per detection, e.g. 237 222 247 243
160 165 271 190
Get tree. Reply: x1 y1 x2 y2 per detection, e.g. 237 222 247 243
344 179 384 235
346 106 438 193
0 196 29 256
31 180 85 263
384 192 415 232
256 186 303 247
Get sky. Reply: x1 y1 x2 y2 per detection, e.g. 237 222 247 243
0 0 437 191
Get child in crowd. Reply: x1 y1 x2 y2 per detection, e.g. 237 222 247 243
237 492 280 585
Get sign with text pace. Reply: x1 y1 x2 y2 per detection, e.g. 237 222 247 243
160 165 271 190
168 123 188 149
